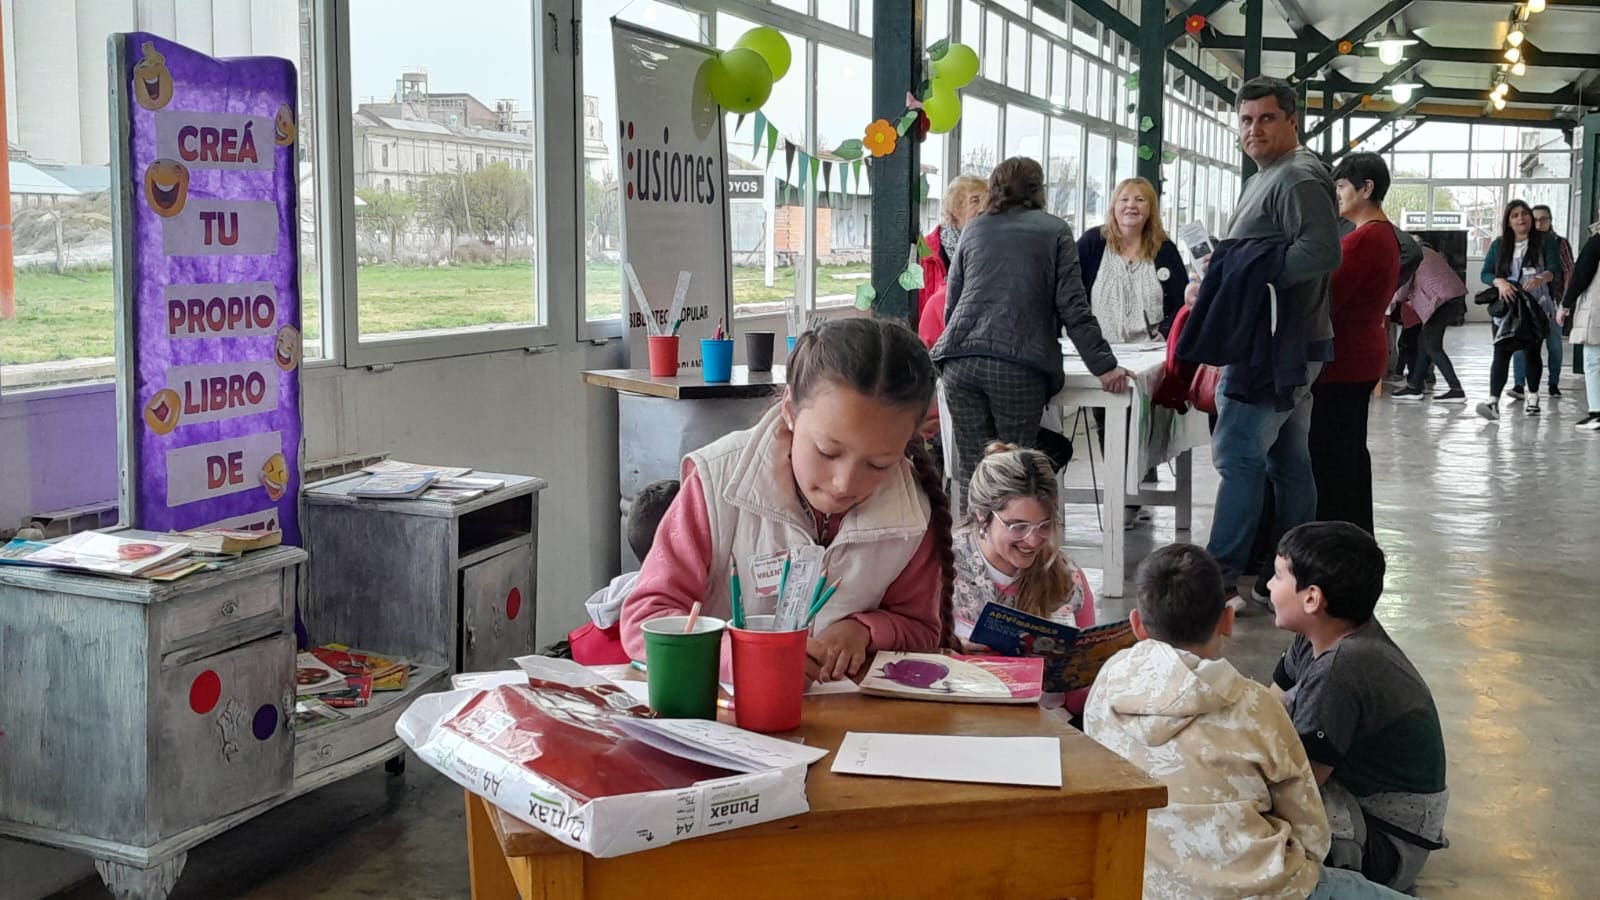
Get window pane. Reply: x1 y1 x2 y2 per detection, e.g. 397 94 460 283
350 0 539 338
818 0 851 31
774 0 809 13
960 97 1002 179
1471 151 1508 180
858 0 874 36
1115 139 1134 185
1006 107 1045 161
922 132 948 237
581 0 705 324
814 45 872 313
1048 118 1083 230
1069 55 1086 112
1431 153 1468 180
1050 45 1068 107
961 0 982 47
1007 23 1027 89
1031 36 1048 97
984 12 1005 82
926 0 948 44
0 0 319 387
1084 132 1109 231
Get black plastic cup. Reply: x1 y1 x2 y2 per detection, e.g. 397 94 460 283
745 331 776 372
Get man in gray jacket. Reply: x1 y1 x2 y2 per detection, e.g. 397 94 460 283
1195 77 1343 606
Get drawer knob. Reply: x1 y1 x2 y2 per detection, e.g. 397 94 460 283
220 600 239 617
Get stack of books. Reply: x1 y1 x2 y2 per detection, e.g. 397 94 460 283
0 528 282 582
348 460 507 503
292 644 417 730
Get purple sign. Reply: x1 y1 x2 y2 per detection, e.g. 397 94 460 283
113 33 302 545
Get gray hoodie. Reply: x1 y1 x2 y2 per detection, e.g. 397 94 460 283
1084 640 1331 899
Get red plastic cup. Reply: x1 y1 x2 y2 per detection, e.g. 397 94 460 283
647 335 680 377
728 615 809 733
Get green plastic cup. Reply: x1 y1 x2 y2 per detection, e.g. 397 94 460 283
641 614 727 719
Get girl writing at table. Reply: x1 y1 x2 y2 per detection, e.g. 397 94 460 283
620 318 956 683
951 443 1096 715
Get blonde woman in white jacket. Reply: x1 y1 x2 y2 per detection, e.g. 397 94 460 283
1558 228 1600 430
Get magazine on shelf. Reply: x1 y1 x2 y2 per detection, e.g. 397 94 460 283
362 459 472 478
23 532 192 577
291 698 347 731
296 651 351 696
349 472 437 499
421 487 485 504
969 603 1137 694
0 539 53 566
434 475 505 491
176 528 282 554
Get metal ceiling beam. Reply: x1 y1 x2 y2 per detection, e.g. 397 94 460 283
1372 116 1427 156
1168 49 1235 101
1043 0 1135 41
1332 95 1426 161
1206 33 1600 72
1307 80 1583 107
1305 60 1420 140
1162 0 1235 45
1290 0 1415 82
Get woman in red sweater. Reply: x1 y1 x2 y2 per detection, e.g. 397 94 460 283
1312 152 1400 535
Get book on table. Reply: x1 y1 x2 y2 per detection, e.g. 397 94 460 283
295 652 352 697
420 487 484 504
968 602 1137 694
0 538 53 567
859 652 1044 704
433 475 504 491
348 472 437 499
310 644 410 692
176 528 283 555
361 459 472 478
22 531 192 577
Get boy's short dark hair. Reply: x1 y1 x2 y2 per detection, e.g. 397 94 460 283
1236 76 1298 117
1134 543 1226 646
1331 152 1392 204
1277 522 1386 625
627 480 680 561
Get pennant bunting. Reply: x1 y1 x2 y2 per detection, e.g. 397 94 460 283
765 123 779 166
808 155 821 188
839 160 851 200
798 151 809 189
784 140 797 183
822 161 833 205
753 111 767 156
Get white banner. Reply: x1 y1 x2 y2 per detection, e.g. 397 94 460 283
613 22 734 371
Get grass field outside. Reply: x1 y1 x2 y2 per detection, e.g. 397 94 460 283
0 261 873 366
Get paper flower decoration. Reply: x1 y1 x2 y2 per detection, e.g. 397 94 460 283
915 109 931 143
1185 14 1206 35
1338 40 1355 55
865 119 898 157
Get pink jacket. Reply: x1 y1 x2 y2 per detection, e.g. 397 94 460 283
1401 247 1467 324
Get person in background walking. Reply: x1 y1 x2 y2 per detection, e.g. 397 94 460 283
1310 153 1399 535
1391 240 1469 402
1512 204 1573 398
1558 224 1600 431
1478 200 1562 419
933 157 1129 513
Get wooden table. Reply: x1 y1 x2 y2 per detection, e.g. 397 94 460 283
462 689 1165 900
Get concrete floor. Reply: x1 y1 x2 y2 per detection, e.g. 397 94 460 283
46 326 1600 899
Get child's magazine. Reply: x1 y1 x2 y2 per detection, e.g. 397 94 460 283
969 603 1136 693
859 652 1044 704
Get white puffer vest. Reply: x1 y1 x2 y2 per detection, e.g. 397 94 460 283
684 405 932 636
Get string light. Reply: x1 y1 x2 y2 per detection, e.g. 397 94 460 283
1528 0 1546 12
1493 96 1507 110
1507 28 1525 47
1512 60 1527 76
1504 46 1521 63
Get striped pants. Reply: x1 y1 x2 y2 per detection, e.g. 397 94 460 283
939 355 1054 516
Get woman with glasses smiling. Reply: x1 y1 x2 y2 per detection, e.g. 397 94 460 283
949 443 1096 713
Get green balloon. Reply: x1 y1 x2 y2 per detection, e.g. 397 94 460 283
931 43 979 88
735 27 791 81
923 85 962 134
708 49 773 115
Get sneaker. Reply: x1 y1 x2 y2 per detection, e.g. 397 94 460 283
1508 385 1527 400
1577 413 1600 432
1526 397 1541 415
1391 386 1427 401
1435 388 1468 403
1549 385 1562 397
1477 399 1500 420
1251 579 1272 604
1383 373 1406 386
1225 594 1247 613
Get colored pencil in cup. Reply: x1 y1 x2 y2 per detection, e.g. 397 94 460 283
729 555 745 629
805 580 840 626
684 601 702 634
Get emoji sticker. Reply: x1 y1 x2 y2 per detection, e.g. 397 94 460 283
260 453 289 501
273 324 301 372
142 388 182 435
143 159 190 218
273 103 296 147
132 42 174 111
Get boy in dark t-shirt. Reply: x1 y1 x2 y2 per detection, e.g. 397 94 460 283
1267 522 1448 893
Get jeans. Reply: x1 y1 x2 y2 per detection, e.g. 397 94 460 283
1584 342 1600 413
1513 326 1563 389
1308 865 1411 900
1310 380 1378 535
1491 335 1544 398
1206 364 1319 590
1408 298 1464 392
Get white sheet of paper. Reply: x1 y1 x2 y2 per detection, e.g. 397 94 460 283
615 717 830 772
830 732 1062 787
806 679 861 695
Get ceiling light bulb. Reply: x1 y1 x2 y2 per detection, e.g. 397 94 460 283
1528 0 1545 12
1504 46 1521 63
1493 96 1507 110
1494 82 1510 97
1378 42 1404 65
1391 84 1415 103
1512 60 1527 76
1508 29 1525 47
